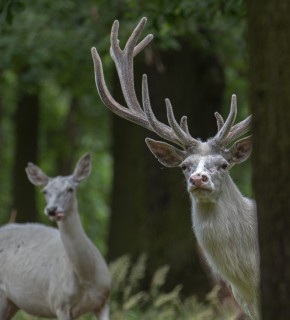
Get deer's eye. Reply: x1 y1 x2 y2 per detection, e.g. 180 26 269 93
221 163 228 170
67 188 74 193
181 164 187 171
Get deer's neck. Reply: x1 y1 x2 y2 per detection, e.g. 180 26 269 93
191 174 250 224
57 200 98 281
190 174 258 298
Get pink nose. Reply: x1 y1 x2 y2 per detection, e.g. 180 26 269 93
189 174 208 187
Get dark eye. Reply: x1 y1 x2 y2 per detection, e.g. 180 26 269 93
67 188 74 193
221 163 228 170
181 164 187 171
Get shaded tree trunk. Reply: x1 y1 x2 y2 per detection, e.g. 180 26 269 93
0 98 3 133
0 97 3 170
108 41 224 296
12 90 39 222
56 98 81 175
247 0 290 318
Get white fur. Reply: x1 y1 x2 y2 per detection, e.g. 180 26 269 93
191 175 259 319
0 154 110 320
183 151 260 319
147 139 260 319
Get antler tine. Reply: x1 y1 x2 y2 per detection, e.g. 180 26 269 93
91 47 150 128
110 20 122 58
110 18 149 114
142 74 198 148
93 18 197 150
165 99 198 147
223 114 252 145
180 116 191 136
214 112 224 131
124 17 148 53
133 34 154 57
91 47 118 108
214 94 237 145
212 95 252 147
142 74 183 147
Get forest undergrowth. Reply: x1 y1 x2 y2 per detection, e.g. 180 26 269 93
14 254 239 320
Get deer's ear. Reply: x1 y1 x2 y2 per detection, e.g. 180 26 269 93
73 153 92 183
226 136 252 165
25 163 49 186
145 138 185 167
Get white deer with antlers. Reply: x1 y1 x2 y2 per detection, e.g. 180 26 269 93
91 18 260 319
0 153 110 320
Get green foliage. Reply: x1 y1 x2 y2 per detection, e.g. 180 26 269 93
1 1 101 92
0 1 114 248
0 0 24 24
103 0 245 52
0 1 251 311
108 255 237 319
14 254 238 320
0 70 17 216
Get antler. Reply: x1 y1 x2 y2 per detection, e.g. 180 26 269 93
91 17 198 149
212 94 252 147
91 18 251 151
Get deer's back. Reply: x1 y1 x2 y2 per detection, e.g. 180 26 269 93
0 223 109 318
0 223 60 260
0 223 64 316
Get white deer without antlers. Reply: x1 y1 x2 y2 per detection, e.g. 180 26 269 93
91 18 260 319
0 153 110 320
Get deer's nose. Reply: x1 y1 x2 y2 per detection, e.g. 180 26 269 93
46 206 57 217
189 173 209 187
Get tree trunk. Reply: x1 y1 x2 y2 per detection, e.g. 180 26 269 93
12 90 39 222
56 98 81 175
108 41 224 296
247 0 290 317
0 96 4 176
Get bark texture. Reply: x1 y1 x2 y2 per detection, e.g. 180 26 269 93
247 0 290 317
12 91 39 222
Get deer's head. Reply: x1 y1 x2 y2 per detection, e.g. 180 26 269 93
144 95 252 202
25 153 91 221
91 18 252 202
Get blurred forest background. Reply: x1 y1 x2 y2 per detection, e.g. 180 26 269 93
0 0 248 317
1 0 289 319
